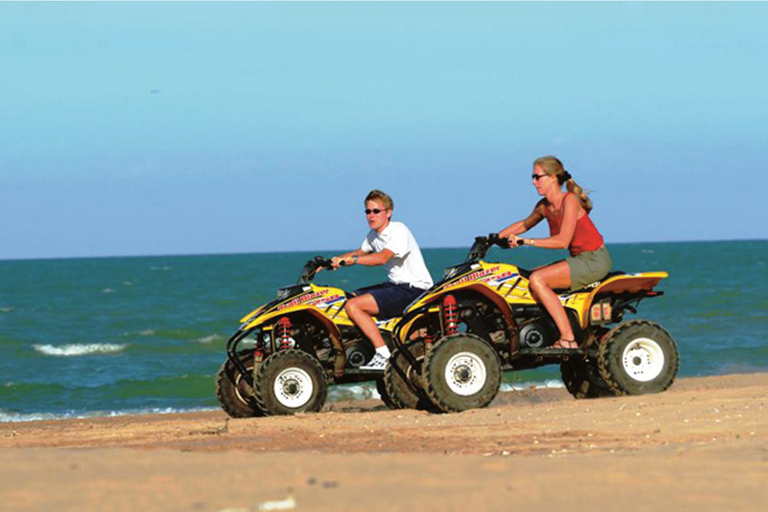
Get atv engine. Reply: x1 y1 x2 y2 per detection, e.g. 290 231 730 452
344 339 375 368
518 320 559 348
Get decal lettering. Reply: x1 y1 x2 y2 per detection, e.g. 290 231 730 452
278 289 331 310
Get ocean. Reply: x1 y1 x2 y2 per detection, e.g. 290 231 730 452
1 240 767 422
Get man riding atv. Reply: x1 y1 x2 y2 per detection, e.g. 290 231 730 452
330 190 433 371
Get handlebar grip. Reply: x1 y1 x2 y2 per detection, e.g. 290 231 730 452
313 256 335 268
489 233 511 249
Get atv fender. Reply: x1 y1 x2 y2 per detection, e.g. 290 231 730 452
589 272 668 296
418 283 520 354
246 308 346 378
579 272 668 329
301 309 346 378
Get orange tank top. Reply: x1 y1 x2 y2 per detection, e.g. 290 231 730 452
542 193 604 257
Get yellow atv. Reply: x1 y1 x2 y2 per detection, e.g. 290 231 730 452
386 234 679 413
215 256 403 417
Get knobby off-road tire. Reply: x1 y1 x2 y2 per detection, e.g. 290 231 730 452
375 378 399 410
597 320 679 396
254 348 328 416
215 351 265 418
423 333 502 413
384 341 435 411
560 358 615 399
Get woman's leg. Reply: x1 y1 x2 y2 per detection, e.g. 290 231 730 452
528 261 577 348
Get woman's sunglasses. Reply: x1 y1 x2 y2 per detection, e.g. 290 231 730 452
531 174 548 181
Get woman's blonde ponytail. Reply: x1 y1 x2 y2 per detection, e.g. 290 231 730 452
533 156 593 212
566 179 593 212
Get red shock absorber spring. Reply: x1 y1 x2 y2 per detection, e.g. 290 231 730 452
254 341 264 363
442 295 459 336
423 329 435 348
277 317 293 350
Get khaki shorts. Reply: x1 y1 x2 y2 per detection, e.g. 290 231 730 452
566 246 612 291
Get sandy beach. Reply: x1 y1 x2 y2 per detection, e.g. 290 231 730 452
2 373 767 512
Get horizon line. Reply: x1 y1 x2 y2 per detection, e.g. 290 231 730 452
2 237 766 263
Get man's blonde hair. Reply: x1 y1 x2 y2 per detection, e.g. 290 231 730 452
365 190 394 211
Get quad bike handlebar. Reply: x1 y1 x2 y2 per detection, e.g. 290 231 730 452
465 233 514 263
298 256 335 284
297 255 353 284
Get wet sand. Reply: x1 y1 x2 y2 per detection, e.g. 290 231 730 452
2 373 768 512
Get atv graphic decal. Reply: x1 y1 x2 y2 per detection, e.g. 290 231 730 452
446 266 501 288
278 289 343 311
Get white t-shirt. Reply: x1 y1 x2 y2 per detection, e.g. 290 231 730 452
361 221 433 290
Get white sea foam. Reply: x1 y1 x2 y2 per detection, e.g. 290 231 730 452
501 379 564 392
327 383 379 402
327 379 563 403
32 343 128 357
0 307 12 313
102 288 115 294
0 406 218 424
0 410 63 423
198 334 224 344
122 329 154 337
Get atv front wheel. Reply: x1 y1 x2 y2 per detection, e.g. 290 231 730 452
375 378 399 410
384 341 435 411
215 351 265 418
254 349 328 415
560 358 614 399
597 320 679 395
423 333 501 413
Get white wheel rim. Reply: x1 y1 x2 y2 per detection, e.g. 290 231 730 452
621 337 665 382
444 351 487 396
273 367 314 408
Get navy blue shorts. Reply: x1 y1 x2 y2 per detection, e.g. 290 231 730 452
353 282 428 320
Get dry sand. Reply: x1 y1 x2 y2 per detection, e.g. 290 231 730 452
2 373 767 512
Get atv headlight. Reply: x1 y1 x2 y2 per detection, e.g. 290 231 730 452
277 285 309 301
443 266 461 279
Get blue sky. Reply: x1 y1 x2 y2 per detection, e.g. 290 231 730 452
2 2 767 260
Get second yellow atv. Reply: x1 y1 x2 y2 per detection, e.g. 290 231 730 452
385 235 679 413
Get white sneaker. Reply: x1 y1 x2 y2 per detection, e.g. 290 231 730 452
359 353 388 371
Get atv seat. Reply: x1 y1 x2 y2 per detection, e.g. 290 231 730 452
518 268 626 295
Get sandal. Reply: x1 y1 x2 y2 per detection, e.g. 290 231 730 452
552 339 579 349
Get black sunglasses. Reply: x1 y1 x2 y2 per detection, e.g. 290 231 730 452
531 174 548 181
365 208 386 215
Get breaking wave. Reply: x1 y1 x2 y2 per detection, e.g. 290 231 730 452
198 334 224 344
32 343 128 357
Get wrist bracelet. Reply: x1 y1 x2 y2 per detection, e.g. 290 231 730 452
352 254 358 264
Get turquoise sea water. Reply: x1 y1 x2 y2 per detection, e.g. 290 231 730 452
1 240 767 422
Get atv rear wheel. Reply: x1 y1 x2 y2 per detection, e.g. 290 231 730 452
384 341 435 411
423 333 501 413
254 349 328 415
215 351 265 418
597 320 679 396
560 358 614 399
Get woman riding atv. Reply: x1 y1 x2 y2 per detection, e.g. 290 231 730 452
499 156 611 350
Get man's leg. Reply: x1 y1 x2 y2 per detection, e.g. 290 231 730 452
345 294 387 350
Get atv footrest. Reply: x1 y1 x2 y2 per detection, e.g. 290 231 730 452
518 347 585 357
343 368 385 377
